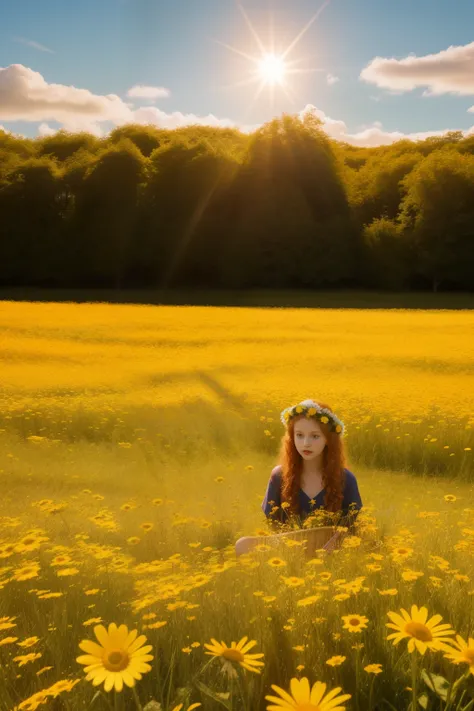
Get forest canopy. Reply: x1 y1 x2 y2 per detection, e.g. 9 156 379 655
1 115 473 292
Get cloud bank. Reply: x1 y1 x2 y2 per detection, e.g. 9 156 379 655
1 62 474 147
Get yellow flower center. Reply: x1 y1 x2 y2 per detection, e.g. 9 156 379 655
295 704 321 710
349 618 361 626
463 649 474 664
222 649 244 663
104 649 129 671
404 622 433 642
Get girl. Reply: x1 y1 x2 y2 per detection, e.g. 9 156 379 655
261 399 362 537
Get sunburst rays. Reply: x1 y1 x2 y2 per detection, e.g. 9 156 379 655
214 0 334 114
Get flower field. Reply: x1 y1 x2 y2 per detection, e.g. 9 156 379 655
0 300 473 711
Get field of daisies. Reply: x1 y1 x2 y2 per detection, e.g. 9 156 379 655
0 299 473 711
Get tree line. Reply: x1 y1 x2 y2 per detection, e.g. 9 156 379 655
1 114 473 292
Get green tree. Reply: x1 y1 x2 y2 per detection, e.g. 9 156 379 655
399 148 474 291
362 217 412 290
350 151 422 226
138 137 239 288
72 138 147 288
221 114 357 288
36 130 101 162
0 156 63 284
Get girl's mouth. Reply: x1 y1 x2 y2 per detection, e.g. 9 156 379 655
303 450 312 454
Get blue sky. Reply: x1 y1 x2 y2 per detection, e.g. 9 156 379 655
2 0 474 146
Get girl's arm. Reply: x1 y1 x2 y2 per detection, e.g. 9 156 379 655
261 471 283 524
340 471 363 529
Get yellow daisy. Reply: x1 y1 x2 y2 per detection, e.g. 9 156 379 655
442 635 474 674
326 655 346 666
281 576 306 588
77 622 154 692
203 636 264 674
386 605 455 655
267 558 287 568
341 614 369 633
364 664 383 674
265 678 351 711
392 546 413 556
297 595 321 607
140 523 154 532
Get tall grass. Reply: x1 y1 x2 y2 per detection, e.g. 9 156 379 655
0 300 472 711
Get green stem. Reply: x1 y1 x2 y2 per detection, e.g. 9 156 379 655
456 690 467 711
445 662 459 710
234 669 248 711
368 676 375 711
355 649 360 711
410 653 418 711
459 697 474 711
229 675 235 711
131 686 143 711
99 691 114 711
448 668 472 711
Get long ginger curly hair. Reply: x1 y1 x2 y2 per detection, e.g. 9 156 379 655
277 401 347 518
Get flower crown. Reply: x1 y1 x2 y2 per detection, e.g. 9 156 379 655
280 399 345 436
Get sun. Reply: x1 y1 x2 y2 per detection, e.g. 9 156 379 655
258 53 286 86
215 1 333 110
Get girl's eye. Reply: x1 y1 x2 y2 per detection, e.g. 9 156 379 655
296 434 318 438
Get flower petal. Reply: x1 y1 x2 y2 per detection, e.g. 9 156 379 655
310 680 327 706
79 640 104 657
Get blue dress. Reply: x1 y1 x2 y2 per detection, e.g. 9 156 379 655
261 465 363 527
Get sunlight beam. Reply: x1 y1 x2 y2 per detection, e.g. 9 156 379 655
213 38 257 63
282 0 333 60
236 1 266 55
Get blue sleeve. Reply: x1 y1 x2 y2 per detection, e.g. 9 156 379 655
341 470 363 521
261 468 282 519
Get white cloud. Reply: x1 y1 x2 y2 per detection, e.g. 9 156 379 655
0 64 133 128
132 105 257 133
13 36 55 54
2 64 474 147
0 64 247 135
299 104 473 147
37 122 57 136
126 84 170 100
360 41 474 110
326 73 339 86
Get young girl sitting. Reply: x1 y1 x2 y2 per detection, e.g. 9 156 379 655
235 398 363 557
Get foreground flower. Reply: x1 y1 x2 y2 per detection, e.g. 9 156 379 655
76 623 153 692
442 635 474 674
203 636 264 674
265 678 351 711
386 605 455 655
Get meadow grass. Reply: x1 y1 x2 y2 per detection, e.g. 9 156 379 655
0 300 473 711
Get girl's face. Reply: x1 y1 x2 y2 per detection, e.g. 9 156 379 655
293 417 327 461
